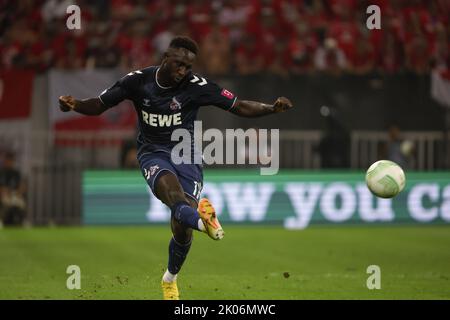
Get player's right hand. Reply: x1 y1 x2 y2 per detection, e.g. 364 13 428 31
59 95 76 112
273 97 293 113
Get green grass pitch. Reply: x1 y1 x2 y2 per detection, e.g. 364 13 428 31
1 225 449 299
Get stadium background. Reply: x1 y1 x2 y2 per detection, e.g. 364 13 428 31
0 0 450 300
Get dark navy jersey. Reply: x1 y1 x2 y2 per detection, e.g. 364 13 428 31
99 66 237 157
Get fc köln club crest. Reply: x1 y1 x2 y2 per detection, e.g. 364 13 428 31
170 97 182 111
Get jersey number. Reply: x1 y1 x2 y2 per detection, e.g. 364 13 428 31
193 181 203 200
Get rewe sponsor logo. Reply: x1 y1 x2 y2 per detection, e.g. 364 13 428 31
141 110 181 127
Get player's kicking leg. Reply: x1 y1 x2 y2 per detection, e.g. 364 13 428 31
154 172 223 300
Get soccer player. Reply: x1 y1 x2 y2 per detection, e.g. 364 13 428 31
59 36 293 300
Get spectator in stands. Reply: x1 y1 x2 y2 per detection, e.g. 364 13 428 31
327 0 359 64
386 125 415 169
432 28 449 69
53 31 87 69
200 21 231 76
287 21 317 74
348 33 376 75
41 0 74 23
85 22 121 68
147 0 178 37
186 0 213 43
251 7 291 77
266 40 290 78
317 106 350 168
235 34 265 75
378 32 404 74
303 0 329 31
110 0 136 20
218 0 252 46
1 0 449 76
152 19 188 57
117 18 156 70
0 152 26 228
405 33 431 74
314 37 347 75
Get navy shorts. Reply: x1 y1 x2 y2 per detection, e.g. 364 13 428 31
138 151 204 203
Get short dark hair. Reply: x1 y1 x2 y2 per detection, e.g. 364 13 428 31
169 36 198 55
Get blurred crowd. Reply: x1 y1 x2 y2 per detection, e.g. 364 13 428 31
1 0 449 77
0 150 26 228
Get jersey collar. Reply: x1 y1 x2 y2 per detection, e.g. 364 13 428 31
155 67 173 90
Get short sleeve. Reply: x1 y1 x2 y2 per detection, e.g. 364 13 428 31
99 70 143 108
193 78 237 111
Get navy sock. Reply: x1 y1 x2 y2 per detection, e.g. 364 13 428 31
168 237 192 275
171 201 201 230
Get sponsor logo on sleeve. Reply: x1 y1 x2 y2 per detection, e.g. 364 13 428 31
221 89 235 99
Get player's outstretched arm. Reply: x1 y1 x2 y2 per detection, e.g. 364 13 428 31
231 97 293 118
59 96 108 116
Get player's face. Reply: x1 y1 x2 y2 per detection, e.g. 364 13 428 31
161 48 196 85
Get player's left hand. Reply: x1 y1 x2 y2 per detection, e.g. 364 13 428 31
273 97 293 113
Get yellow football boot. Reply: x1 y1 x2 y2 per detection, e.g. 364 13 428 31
161 280 179 300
